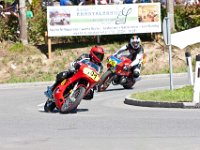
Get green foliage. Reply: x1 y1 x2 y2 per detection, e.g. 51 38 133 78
0 15 19 42
131 85 193 102
54 49 64 56
173 65 187 73
8 74 26 83
175 5 200 31
4 0 15 3
8 42 26 52
37 71 55 81
27 0 47 44
161 6 167 21
0 18 6 41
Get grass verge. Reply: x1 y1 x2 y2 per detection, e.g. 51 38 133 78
130 85 194 103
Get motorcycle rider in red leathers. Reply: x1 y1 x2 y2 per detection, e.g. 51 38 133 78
113 35 144 80
44 45 105 101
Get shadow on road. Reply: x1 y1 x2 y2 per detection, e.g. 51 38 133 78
38 108 89 114
99 87 134 93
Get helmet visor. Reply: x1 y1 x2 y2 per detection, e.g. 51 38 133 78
131 41 139 48
133 41 139 46
94 51 104 62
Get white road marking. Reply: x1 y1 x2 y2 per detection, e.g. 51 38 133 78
37 102 45 107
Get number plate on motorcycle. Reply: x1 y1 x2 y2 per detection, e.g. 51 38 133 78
107 58 117 67
83 68 100 82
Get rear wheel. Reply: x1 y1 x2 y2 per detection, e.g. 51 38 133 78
97 70 114 92
60 86 86 113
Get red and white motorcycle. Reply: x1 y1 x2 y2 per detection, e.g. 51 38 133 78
97 54 135 92
44 59 100 113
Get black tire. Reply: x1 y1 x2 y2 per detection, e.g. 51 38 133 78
44 100 56 112
60 86 86 113
123 78 136 89
97 70 114 92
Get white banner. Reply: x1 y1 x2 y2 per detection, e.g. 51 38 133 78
47 3 161 37
171 26 200 49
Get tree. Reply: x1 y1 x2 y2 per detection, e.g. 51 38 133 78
19 0 28 44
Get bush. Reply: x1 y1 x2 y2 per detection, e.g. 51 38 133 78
27 0 47 44
0 15 19 42
175 4 200 31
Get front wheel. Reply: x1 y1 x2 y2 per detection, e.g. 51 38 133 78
97 70 114 92
60 86 86 113
123 78 136 89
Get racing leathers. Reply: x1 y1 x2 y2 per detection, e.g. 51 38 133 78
113 43 144 79
45 53 103 100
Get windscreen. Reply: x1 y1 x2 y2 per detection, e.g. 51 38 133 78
80 59 100 73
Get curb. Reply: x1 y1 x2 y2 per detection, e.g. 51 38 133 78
0 81 54 89
124 96 200 109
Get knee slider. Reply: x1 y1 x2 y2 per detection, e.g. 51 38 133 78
133 68 140 78
56 71 68 82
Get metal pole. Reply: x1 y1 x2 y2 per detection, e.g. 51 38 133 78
166 0 175 31
97 36 100 44
96 0 100 44
167 12 173 90
169 44 173 90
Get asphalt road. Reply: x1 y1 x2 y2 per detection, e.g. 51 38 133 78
1 73 200 150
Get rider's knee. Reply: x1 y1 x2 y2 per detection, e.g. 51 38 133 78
56 71 69 82
133 68 140 78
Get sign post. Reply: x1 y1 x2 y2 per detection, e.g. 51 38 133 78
193 54 200 104
163 12 173 90
185 51 194 85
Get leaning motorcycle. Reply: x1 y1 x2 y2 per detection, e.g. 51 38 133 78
44 59 100 113
97 54 135 92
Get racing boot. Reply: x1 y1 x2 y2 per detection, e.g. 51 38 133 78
83 89 94 100
44 86 53 100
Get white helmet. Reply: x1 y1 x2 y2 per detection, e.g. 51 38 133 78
130 35 141 49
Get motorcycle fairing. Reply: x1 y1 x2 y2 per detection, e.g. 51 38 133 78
53 63 100 110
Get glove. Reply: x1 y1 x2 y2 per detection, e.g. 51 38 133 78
74 62 81 70
123 65 131 71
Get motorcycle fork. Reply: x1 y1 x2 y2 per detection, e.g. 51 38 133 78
109 73 115 83
68 82 79 102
